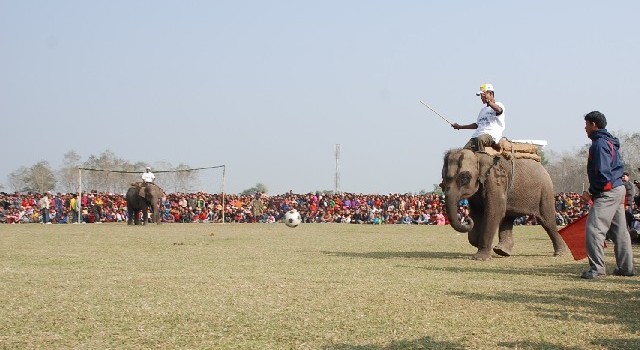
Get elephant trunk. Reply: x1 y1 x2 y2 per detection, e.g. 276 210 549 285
446 193 474 233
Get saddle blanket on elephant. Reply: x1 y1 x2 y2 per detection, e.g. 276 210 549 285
483 138 541 162
132 182 161 197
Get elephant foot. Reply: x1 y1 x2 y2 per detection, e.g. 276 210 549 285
493 243 513 257
553 248 568 257
471 250 492 261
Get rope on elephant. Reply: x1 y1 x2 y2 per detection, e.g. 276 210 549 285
507 138 515 193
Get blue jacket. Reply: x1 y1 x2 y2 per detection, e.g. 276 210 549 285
587 129 624 196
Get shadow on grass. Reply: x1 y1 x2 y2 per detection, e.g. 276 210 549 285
322 337 610 350
322 250 557 261
321 335 465 350
322 250 640 348
404 262 580 276
452 281 640 347
496 340 585 350
591 338 640 350
497 338 640 350
322 251 468 260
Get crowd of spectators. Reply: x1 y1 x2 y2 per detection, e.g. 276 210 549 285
1 189 633 227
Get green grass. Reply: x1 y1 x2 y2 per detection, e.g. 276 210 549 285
1 223 638 349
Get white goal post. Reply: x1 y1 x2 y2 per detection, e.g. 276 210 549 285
76 165 227 223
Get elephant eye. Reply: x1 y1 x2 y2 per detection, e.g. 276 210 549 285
457 171 472 187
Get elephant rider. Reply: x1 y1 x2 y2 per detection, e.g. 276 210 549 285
451 83 506 152
140 167 156 197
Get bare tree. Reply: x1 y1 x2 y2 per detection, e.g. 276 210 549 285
172 163 199 193
241 183 268 196
616 131 640 179
152 161 174 192
58 150 81 193
81 150 137 193
30 161 57 193
8 162 57 193
545 148 589 193
8 166 29 192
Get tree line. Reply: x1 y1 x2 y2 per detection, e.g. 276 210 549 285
6 131 640 195
8 150 200 194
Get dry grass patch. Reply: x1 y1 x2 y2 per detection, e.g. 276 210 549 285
1 223 639 349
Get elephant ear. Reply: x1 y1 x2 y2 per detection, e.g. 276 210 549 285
476 153 495 185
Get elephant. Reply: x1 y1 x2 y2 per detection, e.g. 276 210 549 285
441 148 567 260
126 182 164 225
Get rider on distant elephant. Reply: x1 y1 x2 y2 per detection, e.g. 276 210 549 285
140 167 156 197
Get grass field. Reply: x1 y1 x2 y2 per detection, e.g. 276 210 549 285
1 223 639 349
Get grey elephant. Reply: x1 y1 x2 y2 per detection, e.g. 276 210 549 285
441 148 567 260
126 182 164 225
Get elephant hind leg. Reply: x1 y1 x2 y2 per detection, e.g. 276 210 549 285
538 216 568 256
493 216 516 257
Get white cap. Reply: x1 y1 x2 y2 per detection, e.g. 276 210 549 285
145 166 151 170
475 83 494 96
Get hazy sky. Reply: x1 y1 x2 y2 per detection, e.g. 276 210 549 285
2 1 639 194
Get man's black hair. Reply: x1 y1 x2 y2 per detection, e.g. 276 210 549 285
584 111 607 129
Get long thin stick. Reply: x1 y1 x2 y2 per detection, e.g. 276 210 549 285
419 100 453 126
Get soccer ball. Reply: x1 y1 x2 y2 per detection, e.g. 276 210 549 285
284 209 302 228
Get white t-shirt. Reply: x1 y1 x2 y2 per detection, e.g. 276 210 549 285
471 102 505 142
142 172 155 183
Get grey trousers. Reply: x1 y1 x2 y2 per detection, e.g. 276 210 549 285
586 185 635 275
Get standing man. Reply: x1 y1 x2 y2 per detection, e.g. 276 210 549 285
581 111 635 279
451 83 506 152
70 194 79 223
251 192 265 223
38 192 51 224
622 172 635 230
634 178 640 209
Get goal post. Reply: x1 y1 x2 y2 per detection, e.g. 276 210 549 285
76 165 227 224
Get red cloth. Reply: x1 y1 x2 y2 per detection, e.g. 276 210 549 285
558 214 607 261
559 215 588 260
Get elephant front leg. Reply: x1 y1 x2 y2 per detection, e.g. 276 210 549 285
472 204 504 261
493 216 515 257
141 207 148 225
134 210 142 225
152 203 161 225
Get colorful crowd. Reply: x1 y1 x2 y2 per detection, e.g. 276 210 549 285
1 189 629 227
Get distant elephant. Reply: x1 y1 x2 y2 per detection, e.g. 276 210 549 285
126 182 163 225
441 148 567 260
